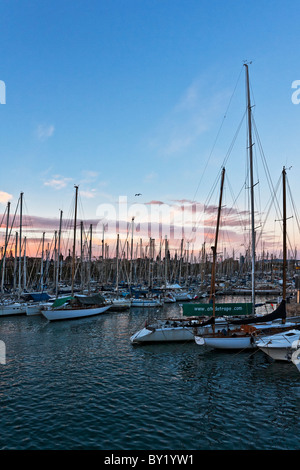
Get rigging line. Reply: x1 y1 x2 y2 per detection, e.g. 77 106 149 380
192 65 244 202
252 117 280 215
201 110 247 243
286 176 300 234
255 176 281 249
184 111 247 243
0 204 8 229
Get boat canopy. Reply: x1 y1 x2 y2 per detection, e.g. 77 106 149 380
21 292 52 302
52 296 73 308
228 299 286 325
73 294 106 306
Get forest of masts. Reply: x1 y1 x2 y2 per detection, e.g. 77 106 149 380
0 227 298 295
1 193 298 295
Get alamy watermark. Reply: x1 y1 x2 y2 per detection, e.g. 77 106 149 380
96 196 204 244
291 80 300 104
0 80 6 104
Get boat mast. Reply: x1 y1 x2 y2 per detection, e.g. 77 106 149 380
88 224 92 295
18 192 23 297
210 167 225 333
55 210 63 298
71 185 79 297
245 63 256 315
282 167 287 320
1 201 10 293
116 233 119 296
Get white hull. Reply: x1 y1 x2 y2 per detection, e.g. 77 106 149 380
42 304 111 321
173 293 193 301
26 304 42 315
131 326 197 343
258 346 295 361
195 335 256 349
0 303 27 316
130 299 162 307
256 329 300 361
292 348 300 372
130 318 230 344
195 322 297 350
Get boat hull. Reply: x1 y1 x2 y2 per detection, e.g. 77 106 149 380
0 304 27 316
256 329 300 361
196 335 256 349
130 326 197 343
195 322 297 350
26 304 42 315
130 300 162 307
257 346 295 361
42 305 111 321
130 318 239 344
292 349 300 372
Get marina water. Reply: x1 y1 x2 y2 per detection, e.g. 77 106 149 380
0 299 300 450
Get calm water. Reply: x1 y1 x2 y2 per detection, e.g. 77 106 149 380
0 301 300 451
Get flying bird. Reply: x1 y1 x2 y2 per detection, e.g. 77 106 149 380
135 193 142 196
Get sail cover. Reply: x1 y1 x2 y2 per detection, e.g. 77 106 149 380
228 299 286 325
74 294 106 306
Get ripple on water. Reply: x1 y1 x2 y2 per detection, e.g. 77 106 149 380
0 310 300 450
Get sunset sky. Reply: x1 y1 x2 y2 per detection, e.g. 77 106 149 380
1 0 300 259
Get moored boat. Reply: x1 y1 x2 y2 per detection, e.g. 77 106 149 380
256 328 300 361
42 294 111 321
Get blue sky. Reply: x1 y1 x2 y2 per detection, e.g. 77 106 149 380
1 0 300 255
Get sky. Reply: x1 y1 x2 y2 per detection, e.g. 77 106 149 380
1 0 300 258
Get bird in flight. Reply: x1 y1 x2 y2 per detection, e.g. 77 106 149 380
135 193 142 196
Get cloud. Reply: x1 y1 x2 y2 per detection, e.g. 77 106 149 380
80 189 96 199
44 175 72 190
36 124 55 141
145 200 165 205
144 171 157 182
149 77 230 157
0 191 13 205
80 171 99 184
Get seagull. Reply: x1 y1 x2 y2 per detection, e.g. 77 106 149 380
135 193 142 196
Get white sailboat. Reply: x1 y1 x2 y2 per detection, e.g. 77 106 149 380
130 315 237 344
195 66 295 350
130 297 163 307
256 329 300 361
0 302 27 316
42 293 111 321
0 193 27 316
42 186 111 321
292 348 300 373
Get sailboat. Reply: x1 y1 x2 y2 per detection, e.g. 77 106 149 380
255 328 300 362
0 193 28 316
130 168 245 345
195 66 296 350
292 347 300 373
42 186 111 321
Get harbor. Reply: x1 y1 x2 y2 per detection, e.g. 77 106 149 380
1 0 300 454
0 298 300 451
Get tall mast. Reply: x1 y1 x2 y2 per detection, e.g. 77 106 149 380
116 233 119 296
245 63 256 314
1 201 10 293
282 167 287 309
71 185 79 297
41 232 45 291
210 167 225 333
23 237 27 290
55 210 63 298
18 192 23 297
88 224 92 294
